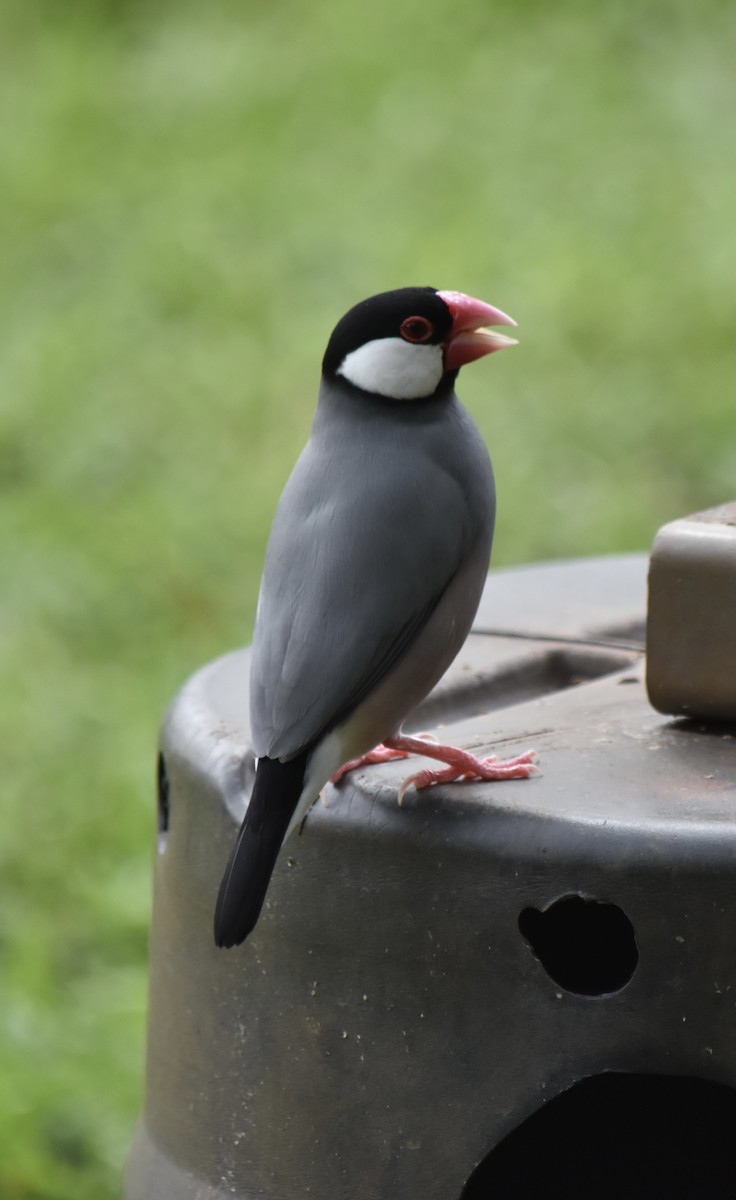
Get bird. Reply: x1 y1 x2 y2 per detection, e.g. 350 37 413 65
214 286 538 948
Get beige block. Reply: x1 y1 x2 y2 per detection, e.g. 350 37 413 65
647 502 736 721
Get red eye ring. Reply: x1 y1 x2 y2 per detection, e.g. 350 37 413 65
400 316 434 343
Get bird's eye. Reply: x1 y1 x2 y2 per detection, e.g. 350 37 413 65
400 316 434 343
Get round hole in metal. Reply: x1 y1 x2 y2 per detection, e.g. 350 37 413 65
157 752 170 852
460 1073 736 1199
518 894 638 996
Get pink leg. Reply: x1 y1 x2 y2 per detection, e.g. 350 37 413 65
331 743 411 785
331 732 440 785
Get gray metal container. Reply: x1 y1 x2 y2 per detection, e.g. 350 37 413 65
125 538 736 1199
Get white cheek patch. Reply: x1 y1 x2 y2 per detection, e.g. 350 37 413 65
337 337 444 401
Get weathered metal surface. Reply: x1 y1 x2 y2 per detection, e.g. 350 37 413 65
125 552 736 1200
647 502 736 722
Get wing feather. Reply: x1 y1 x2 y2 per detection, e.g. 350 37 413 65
249 399 493 761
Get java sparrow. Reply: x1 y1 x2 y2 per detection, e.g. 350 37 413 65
214 287 537 948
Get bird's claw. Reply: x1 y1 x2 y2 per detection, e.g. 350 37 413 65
397 748 540 803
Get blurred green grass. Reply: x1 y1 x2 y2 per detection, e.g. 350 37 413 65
0 0 734 1194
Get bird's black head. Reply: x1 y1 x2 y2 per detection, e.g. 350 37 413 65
322 287 517 401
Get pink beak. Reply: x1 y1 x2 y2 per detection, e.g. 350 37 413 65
437 290 518 371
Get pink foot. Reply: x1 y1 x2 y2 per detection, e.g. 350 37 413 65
391 736 539 802
332 733 539 801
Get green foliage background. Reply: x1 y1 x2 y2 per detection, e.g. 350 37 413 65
0 0 733 1194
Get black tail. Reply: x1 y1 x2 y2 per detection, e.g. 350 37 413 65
214 753 308 948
